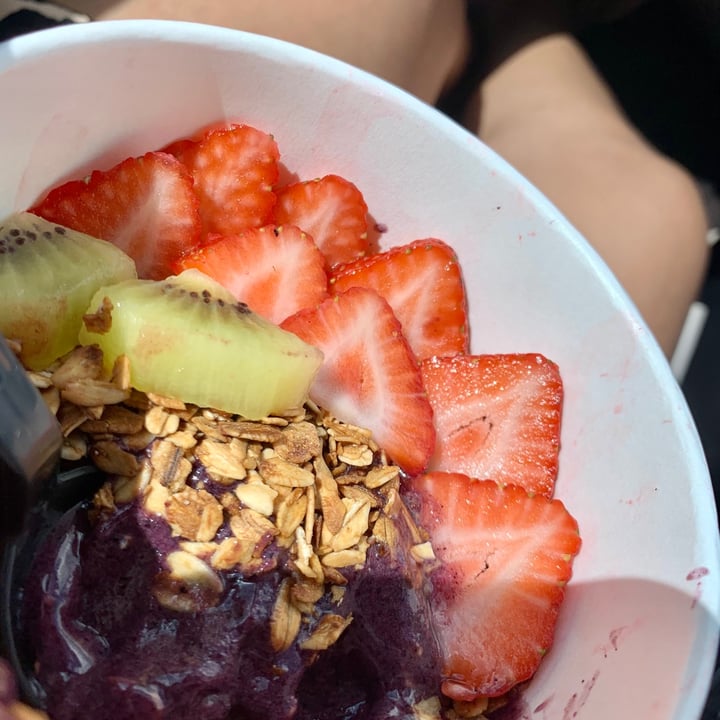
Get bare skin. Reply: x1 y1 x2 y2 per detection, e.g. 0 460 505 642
69 0 710 355
477 34 710 354
72 0 470 104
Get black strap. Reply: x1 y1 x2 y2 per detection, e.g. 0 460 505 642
0 1 89 42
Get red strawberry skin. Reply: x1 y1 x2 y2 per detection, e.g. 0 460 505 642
176 225 329 325
330 238 469 360
281 287 435 476
30 151 201 280
166 123 280 237
421 354 563 498
273 174 369 267
405 472 581 701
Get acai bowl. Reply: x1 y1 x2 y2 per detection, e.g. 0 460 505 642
0 19 718 720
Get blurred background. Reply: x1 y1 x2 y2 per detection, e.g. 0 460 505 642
573 0 720 515
577 5 720 714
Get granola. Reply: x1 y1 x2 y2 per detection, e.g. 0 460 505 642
25 343 432 604
16 343 493 720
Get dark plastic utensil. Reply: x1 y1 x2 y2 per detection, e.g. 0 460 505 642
0 334 62 536
0 335 103 706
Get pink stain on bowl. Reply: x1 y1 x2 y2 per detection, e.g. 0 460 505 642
534 695 555 713
561 670 601 720
688 566 710 609
594 625 632 658
687 567 710 581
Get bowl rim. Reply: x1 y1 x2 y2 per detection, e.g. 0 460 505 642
1 17 719 717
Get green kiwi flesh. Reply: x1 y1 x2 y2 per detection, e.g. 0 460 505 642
0 212 137 370
79 271 324 419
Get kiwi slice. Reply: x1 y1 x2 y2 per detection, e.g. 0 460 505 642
79 271 324 419
0 212 137 370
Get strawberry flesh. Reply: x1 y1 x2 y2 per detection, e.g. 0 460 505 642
405 472 581 701
421 353 563 498
166 123 280 237
273 174 369 268
281 286 435 477
30 151 201 280
330 238 469 360
176 225 329 324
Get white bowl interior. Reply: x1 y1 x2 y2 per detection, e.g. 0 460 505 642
1 20 718 718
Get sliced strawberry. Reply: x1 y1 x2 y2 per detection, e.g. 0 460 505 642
281 287 435 476
421 354 562 498
176 225 329 325
161 136 197 159
273 174 369 267
165 123 280 237
30 151 201 280
405 472 580 701
330 238 468 360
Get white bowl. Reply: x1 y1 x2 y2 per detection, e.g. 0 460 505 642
1 19 718 719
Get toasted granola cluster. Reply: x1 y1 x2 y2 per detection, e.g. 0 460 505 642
23 344 434 649
15 341 507 719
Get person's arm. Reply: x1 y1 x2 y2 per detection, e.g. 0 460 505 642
77 0 469 105
477 33 710 354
